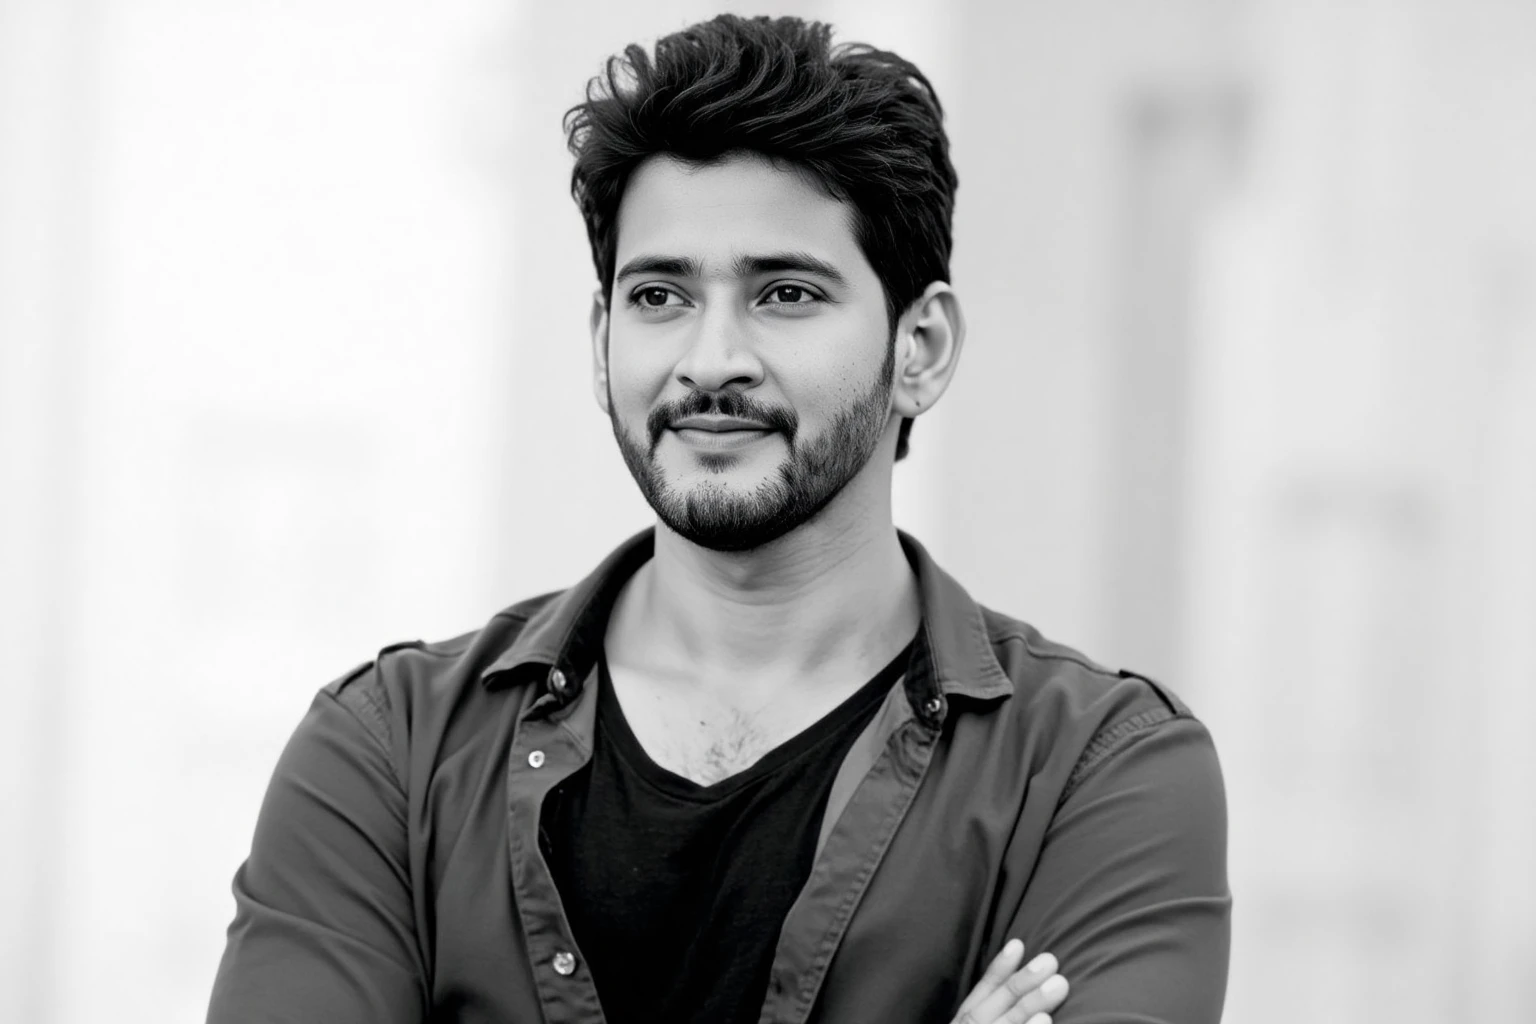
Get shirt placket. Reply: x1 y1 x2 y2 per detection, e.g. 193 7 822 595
506 668 607 1024
757 692 942 1024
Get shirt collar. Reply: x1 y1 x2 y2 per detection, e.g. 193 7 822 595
478 527 1014 723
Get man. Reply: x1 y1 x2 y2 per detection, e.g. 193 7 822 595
207 15 1230 1024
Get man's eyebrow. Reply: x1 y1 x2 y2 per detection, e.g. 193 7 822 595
733 252 848 288
612 251 850 288
614 255 702 282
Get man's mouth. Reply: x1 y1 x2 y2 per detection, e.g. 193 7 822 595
666 416 778 452
668 415 775 433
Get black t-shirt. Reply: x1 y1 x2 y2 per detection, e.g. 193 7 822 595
543 635 917 1024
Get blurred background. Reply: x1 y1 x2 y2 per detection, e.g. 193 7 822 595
2 0 1532 1020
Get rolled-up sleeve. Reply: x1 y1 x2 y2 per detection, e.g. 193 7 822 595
1008 714 1231 1024
207 667 427 1024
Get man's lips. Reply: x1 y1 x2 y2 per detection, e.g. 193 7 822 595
668 415 775 432
666 418 779 452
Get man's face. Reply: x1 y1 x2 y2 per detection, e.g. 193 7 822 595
596 153 898 553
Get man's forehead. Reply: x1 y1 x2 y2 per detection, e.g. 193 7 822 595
614 153 860 270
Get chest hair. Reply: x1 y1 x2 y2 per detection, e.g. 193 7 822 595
620 686 811 787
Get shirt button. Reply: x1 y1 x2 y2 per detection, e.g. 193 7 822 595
922 695 944 717
527 750 546 768
549 668 568 695
551 950 577 976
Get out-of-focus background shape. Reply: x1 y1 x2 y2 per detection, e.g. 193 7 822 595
2 0 1532 1020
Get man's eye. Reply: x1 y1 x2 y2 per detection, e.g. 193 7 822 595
764 284 816 305
631 286 685 308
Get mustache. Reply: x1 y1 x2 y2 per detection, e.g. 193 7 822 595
646 390 799 447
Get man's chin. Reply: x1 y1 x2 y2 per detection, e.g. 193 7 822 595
641 477 800 553
658 513 801 554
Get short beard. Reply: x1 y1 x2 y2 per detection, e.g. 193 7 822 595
610 340 896 553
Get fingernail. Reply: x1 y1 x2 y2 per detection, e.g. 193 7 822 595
1025 952 1055 974
1003 938 1024 959
1041 975 1068 1000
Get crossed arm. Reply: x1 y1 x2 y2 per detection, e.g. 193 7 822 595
952 714 1232 1024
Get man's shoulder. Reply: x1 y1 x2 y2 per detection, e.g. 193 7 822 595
976 603 1199 741
969 603 1218 810
318 587 571 740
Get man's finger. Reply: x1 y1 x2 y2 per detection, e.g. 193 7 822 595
951 939 1025 1021
969 954 1062 1024
1003 973 1068 1023
1005 956 1060 999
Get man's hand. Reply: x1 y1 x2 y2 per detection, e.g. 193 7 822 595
950 939 1069 1024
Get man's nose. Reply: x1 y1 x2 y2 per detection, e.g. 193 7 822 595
673 307 764 393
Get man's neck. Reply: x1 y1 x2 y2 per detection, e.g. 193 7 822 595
605 486 921 698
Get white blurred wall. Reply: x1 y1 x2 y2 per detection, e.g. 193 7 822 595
0 0 1531 1021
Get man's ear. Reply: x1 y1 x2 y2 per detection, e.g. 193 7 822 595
590 288 610 415
890 281 966 420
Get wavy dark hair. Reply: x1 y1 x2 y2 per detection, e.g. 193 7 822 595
564 14 958 461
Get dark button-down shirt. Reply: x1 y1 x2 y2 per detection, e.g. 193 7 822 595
207 528 1231 1023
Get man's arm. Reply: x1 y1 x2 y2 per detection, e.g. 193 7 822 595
207 670 427 1024
1007 713 1231 1024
